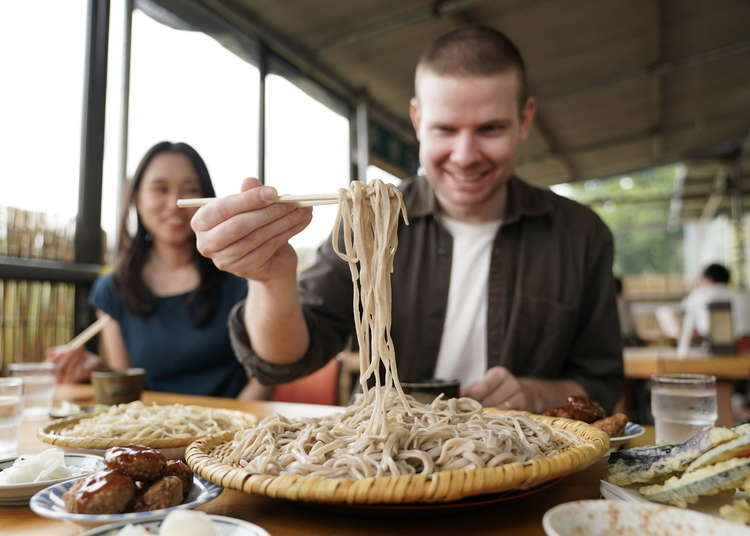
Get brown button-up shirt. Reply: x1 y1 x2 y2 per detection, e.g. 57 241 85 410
229 176 624 412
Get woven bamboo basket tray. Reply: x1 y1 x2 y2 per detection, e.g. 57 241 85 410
38 407 257 450
186 412 609 504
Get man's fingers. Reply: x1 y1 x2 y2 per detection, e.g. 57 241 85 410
208 209 309 273
197 204 310 261
482 383 523 408
223 215 312 276
240 177 261 192
191 185 279 231
465 367 510 401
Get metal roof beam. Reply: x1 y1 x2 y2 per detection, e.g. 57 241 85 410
667 163 686 231
585 185 749 207
532 115 578 181
538 40 750 102
520 111 742 166
700 165 728 220
316 0 494 52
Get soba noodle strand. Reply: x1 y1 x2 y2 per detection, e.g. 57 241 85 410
332 180 410 435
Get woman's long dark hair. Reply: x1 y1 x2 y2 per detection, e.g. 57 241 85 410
113 141 222 328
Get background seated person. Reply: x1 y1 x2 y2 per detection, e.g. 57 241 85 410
677 263 750 354
191 26 624 414
46 141 264 399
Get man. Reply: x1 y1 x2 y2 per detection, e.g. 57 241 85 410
191 26 624 413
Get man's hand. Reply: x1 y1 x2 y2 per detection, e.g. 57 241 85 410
191 178 313 282
462 366 530 410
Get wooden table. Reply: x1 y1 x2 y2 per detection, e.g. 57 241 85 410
624 347 750 426
0 385 647 536
624 347 750 379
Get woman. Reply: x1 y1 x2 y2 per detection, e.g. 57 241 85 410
46 141 260 399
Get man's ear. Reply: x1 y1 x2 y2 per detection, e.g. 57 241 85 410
409 97 421 141
519 97 536 141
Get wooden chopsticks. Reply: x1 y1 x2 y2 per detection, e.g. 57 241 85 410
177 194 340 208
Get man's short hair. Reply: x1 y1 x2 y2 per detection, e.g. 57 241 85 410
703 263 731 284
415 25 529 108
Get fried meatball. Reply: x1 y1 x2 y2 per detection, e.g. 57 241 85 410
132 475 183 512
566 395 605 423
63 470 136 514
543 407 576 419
592 413 629 437
164 459 193 499
105 445 166 481
544 396 605 423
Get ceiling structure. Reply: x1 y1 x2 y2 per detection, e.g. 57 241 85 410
169 0 750 214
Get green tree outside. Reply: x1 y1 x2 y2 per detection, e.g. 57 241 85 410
557 164 684 276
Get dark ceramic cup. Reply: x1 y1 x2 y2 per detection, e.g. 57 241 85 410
401 379 460 404
91 368 146 405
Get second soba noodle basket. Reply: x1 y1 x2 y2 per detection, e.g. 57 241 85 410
187 180 609 504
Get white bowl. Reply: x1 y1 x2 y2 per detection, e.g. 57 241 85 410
80 513 270 536
0 453 104 506
543 500 748 536
29 474 221 527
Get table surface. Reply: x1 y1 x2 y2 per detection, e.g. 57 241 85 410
623 347 750 379
0 385 651 536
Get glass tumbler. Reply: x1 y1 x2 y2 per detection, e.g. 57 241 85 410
0 378 24 456
8 362 56 419
651 373 717 444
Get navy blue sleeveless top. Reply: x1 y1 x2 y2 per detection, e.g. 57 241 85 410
89 272 248 397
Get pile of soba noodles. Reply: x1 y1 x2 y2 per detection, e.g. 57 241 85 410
217 180 581 479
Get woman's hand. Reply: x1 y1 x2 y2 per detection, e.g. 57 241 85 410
191 178 313 282
45 345 104 384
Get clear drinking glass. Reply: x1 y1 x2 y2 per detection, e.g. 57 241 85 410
8 362 56 419
651 374 717 444
0 377 24 456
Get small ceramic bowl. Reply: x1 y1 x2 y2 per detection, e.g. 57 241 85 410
401 379 460 404
91 369 145 405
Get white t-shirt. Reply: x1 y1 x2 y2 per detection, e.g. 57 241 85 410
434 216 502 388
677 283 750 355
682 284 750 335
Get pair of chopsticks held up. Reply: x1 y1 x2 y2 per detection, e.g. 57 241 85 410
69 194 340 341
68 195 337 338
177 193 340 208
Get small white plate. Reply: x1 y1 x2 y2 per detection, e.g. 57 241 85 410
0 453 104 506
80 513 270 536
609 421 645 449
29 474 221 527
543 499 747 536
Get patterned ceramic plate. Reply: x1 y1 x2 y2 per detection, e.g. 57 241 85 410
609 422 645 449
29 474 221 526
0 453 104 506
